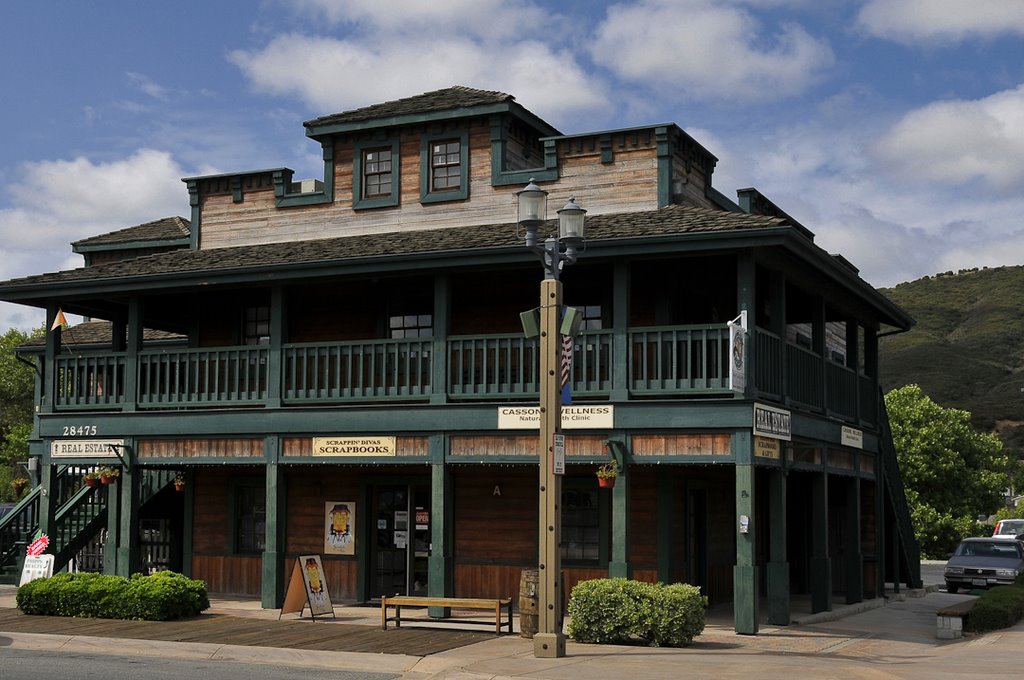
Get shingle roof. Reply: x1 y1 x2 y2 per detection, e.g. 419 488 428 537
0 205 787 290
304 86 514 128
20 320 185 348
72 216 191 248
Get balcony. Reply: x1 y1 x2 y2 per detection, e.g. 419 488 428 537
50 323 875 424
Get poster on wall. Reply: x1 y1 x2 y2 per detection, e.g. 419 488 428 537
324 501 356 555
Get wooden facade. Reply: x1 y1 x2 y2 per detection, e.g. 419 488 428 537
0 87 922 633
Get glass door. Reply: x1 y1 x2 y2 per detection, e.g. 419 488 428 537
370 484 431 599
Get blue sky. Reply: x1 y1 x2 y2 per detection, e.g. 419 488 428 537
2 0 1023 330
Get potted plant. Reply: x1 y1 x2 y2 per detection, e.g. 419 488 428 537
83 471 101 488
11 477 29 496
99 466 120 484
596 460 619 488
174 474 186 492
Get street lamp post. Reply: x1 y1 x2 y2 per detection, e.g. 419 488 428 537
516 179 586 659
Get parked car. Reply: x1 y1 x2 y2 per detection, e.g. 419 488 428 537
944 537 1024 593
992 519 1024 540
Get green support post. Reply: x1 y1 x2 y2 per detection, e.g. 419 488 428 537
262 439 285 608
266 288 284 409
734 431 758 635
37 462 57 542
428 437 453 617
430 275 450 405
610 262 629 401
115 460 140 576
810 470 831 613
124 298 143 413
608 442 630 578
766 465 789 625
845 476 863 604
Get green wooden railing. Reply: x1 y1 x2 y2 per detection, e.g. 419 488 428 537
284 339 432 401
629 325 730 393
47 324 877 420
138 347 268 406
56 353 127 409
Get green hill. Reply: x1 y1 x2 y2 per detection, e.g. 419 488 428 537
879 265 1024 455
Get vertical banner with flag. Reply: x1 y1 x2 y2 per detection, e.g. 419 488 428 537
560 333 574 405
729 310 748 393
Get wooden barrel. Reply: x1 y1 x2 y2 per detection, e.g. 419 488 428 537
519 568 539 638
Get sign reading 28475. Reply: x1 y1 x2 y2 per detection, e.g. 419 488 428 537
62 425 98 437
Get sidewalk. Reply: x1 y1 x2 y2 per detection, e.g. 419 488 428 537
2 577 1018 680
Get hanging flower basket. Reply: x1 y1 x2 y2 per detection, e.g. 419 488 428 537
596 460 619 489
174 474 186 492
11 478 29 495
99 466 120 485
83 473 101 488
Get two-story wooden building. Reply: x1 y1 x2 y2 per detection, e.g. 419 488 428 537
0 86 920 633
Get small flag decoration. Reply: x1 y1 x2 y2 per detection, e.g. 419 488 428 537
50 308 68 331
560 333 574 405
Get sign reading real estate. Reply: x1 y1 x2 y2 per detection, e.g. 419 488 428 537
312 436 396 456
20 554 54 586
841 426 863 449
754 436 781 459
497 405 614 430
753 403 792 441
50 439 124 459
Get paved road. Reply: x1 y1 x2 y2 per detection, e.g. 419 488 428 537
0 647 400 680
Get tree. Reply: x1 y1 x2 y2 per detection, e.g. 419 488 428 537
0 326 43 501
885 384 1011 558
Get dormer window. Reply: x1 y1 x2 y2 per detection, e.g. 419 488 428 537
363 148 393 198
430 141 461 191
353 139 400 209
420 129 469 203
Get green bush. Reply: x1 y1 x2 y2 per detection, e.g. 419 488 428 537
567 578 706 647
964 578 1024 633
16 571 209 621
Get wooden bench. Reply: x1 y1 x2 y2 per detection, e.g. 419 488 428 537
936 599 976 639
381 595 513 636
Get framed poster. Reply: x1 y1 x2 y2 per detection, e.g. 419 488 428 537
325 501 355 555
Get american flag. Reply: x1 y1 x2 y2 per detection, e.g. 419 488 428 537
560 333 573 405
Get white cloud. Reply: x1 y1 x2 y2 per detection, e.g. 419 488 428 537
229 33 608 131
286 0 548 40
858 0 1024 45
871 85 1024 194
590 0 833 101
0 149 190 329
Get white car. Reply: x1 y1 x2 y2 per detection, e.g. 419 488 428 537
992 519 1024 540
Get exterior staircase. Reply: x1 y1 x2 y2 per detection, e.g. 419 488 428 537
0 467 180 584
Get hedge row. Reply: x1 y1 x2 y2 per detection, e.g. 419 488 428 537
566 578 706 647
964 574 1024 633
16 571 209 621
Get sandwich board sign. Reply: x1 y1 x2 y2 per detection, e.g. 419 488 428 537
279 554 335 620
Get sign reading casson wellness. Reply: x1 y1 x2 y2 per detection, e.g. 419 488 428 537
752 404 791 441
50 439 123 458
312 437 396 456
497 405 614 429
